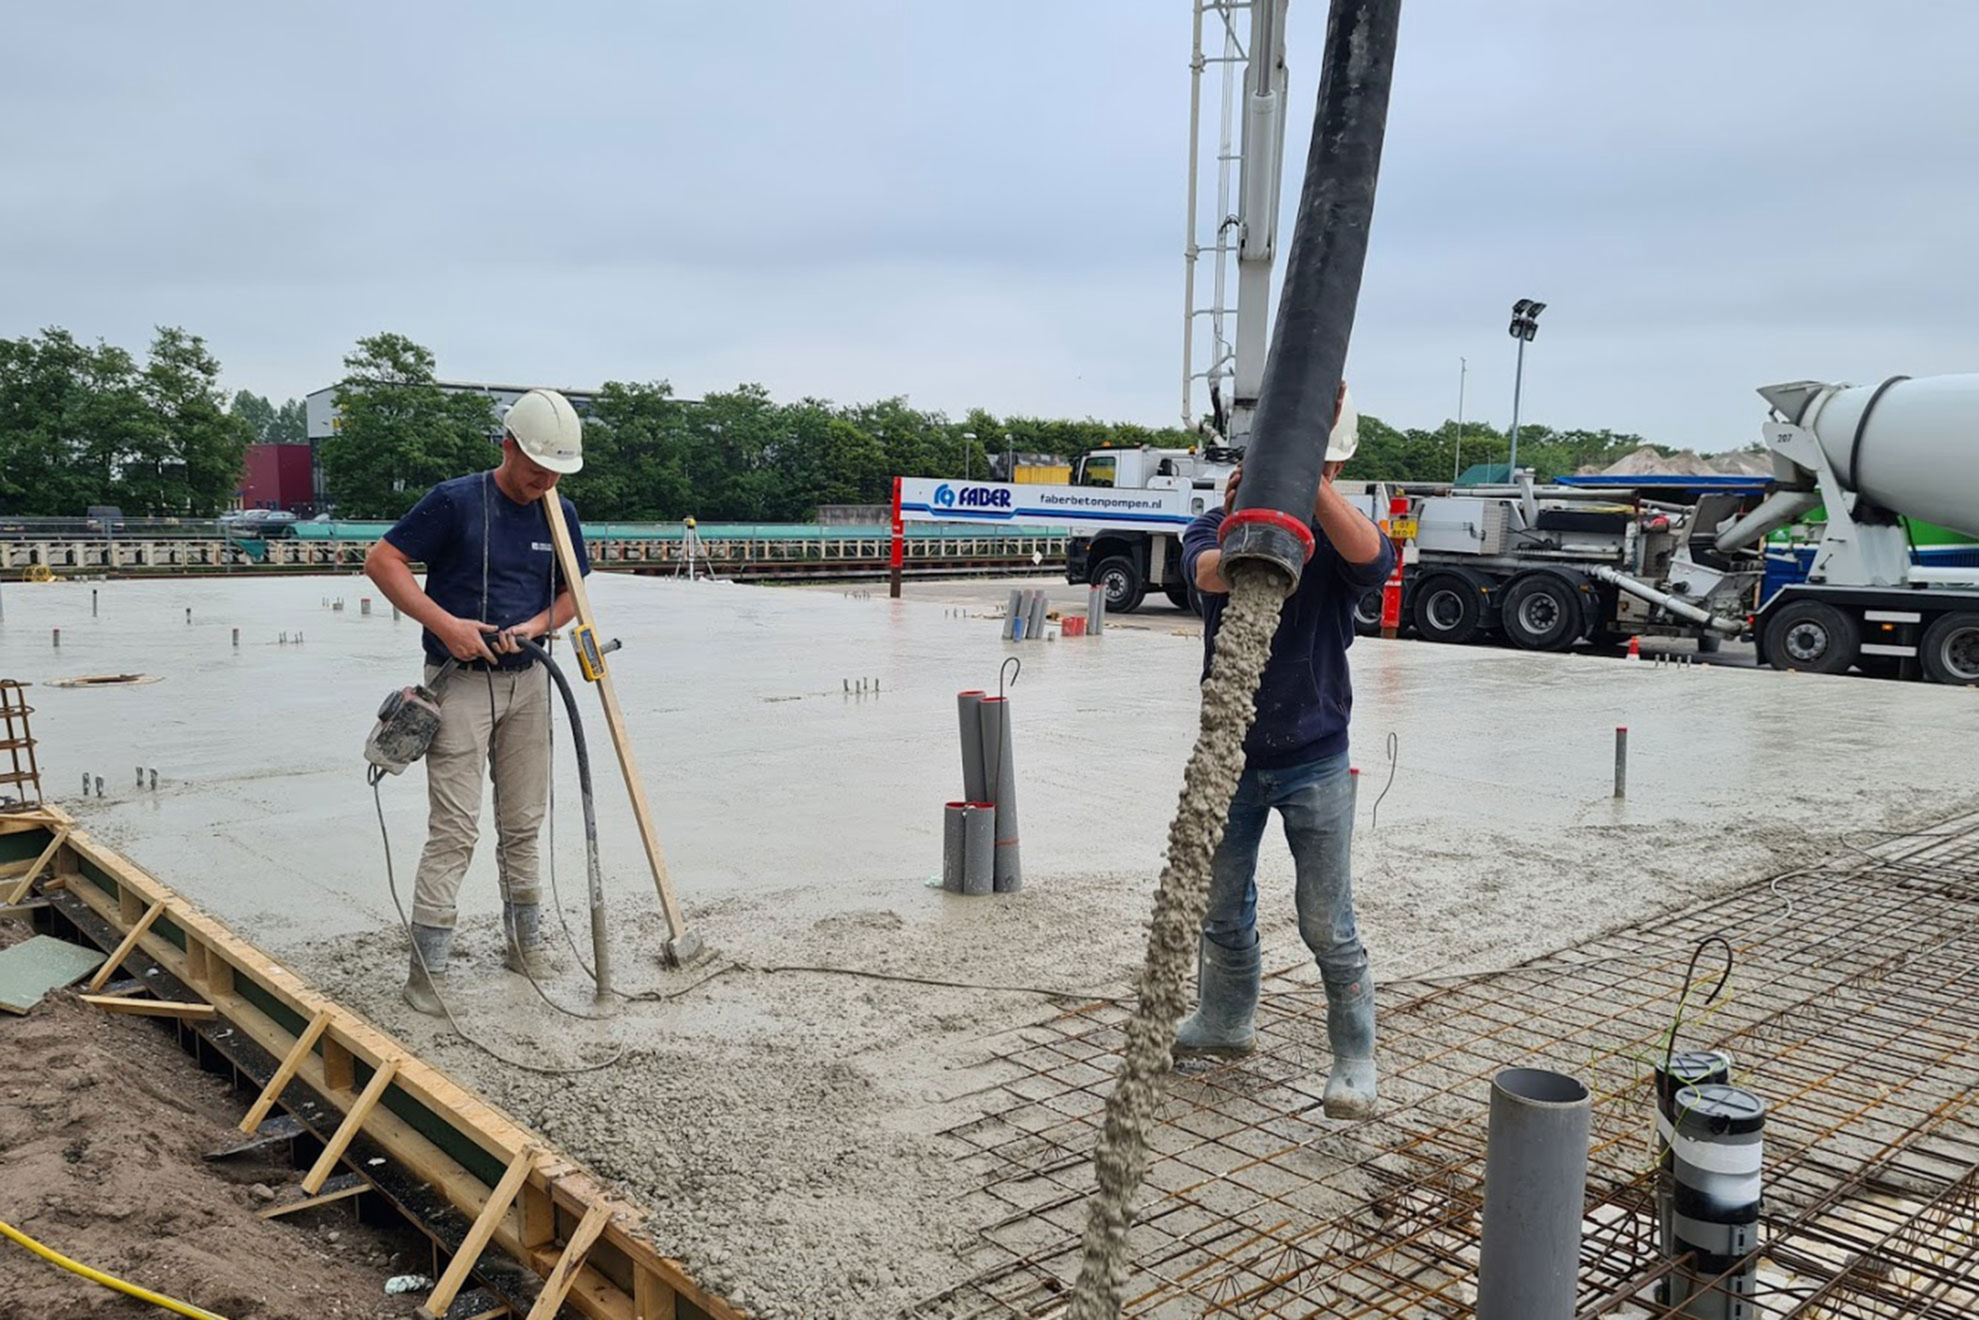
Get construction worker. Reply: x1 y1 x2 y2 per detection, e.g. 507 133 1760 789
1176 388 1393 1119
363 389 590 1015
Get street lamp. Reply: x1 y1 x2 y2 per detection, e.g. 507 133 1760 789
961 431 976 480
1506 298 1545 478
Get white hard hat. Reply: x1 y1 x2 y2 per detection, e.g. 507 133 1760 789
504 389 584 474
1327 386 1359 463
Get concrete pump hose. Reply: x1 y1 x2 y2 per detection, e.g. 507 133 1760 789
0 1217 230 1320
1067 2 1403 1314
1218 0 1403 589
510 635 613 1001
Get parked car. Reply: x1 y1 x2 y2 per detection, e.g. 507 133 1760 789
226 509 298 539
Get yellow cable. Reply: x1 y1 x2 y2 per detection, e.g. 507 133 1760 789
0 1217 230 1320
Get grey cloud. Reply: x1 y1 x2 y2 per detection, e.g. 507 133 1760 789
6 2 1977 453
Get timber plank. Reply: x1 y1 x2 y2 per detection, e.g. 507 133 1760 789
50 830 734 1320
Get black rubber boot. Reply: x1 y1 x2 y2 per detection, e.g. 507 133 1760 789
1322 974 1377 1119
502 901 553 977
1174 937 1261 1058
402 922 452 1017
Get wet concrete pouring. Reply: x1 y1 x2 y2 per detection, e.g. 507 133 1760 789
4 573 1977 1317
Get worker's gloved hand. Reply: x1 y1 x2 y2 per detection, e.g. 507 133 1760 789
434 614 499 664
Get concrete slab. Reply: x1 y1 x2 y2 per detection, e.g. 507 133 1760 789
2 571 1975 1315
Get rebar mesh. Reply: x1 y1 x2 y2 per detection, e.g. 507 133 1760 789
915 813 1979 1319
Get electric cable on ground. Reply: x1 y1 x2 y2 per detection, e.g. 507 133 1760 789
0 1217 228 1320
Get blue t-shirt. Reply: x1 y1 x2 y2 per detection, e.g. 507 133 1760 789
1181 508 1394 770
383 472 592 671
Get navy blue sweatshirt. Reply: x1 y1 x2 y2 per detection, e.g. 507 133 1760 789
1181 508 1395 770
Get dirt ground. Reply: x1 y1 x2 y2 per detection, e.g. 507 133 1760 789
0 920 430 1320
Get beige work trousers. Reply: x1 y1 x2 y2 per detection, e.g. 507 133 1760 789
410 662 551 929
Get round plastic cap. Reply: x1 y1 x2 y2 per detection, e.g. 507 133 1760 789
504 389 584 474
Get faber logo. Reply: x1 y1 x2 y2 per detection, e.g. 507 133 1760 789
933 483 1013 511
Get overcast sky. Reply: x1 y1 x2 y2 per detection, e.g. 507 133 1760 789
7 2 1976 452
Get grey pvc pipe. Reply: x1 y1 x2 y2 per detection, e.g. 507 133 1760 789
1028 589 1048 641
1091 583 1106 635
1476 1067 1591 1320
1614 726 1628 799
957 691 988 803
977 696 1021 892
942 802 969 893
961 802 995 896
1005 589 1023 640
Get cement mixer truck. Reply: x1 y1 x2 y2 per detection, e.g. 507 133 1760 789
1592 375 1979 684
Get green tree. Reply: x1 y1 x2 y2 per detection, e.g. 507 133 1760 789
143 327 252 515
564 380 690 521
317 333 499 517
268 397 307 445
231 389 275 442
0 328 158 515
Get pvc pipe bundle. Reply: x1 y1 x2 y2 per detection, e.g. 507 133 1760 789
1004 590 1023 640
944 689 1020 894
1652 1051 1733 1308
1476 1068 1591 1320
942 802 995 895
1028 591 1048 641
1667 1084 1765 1320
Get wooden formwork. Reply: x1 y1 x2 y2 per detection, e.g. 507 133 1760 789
0 809 738 1320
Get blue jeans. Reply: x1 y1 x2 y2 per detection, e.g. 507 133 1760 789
1202 751 1367 987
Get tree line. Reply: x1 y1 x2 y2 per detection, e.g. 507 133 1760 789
321 333 1672 521
0 325 1672 521
0 327 254 517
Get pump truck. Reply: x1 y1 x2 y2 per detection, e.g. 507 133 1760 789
1364 376 1979 684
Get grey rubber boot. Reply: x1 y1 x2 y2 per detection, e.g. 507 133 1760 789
1174 937 1261 1057
402 922 452 1018
502 901 553 977
1322 974 1378 1119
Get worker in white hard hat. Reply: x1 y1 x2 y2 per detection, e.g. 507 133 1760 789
363 388 591 1015
1176 383 1393 1120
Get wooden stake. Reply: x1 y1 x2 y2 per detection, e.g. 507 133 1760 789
84 897 164 993
540 493 693 954
258 1173 366 1219
79 994 215 1019
523 1201 613 1320
302 1057 399 1194
421 1146 539 1319
241 1009 333 1135
2 825 70 906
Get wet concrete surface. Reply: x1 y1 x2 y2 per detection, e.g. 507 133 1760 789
0 572 1971 961
9 571 1977 1314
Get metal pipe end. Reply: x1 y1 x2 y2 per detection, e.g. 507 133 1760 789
1219 510 1313 588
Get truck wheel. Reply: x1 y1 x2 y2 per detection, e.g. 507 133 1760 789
1920 611 1979 686
1352 588 1383 637
1094 556 1146 614
1763 600 1860 674
1410 574 1485 644
1501 573 1585 652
